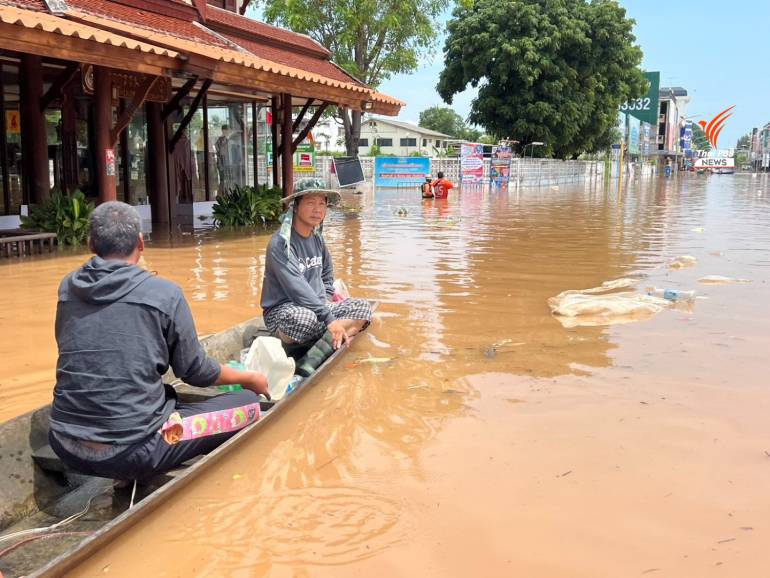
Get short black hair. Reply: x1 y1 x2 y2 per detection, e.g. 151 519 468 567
437 171 445 178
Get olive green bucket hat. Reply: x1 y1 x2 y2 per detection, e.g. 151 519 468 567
277 178 341 257
281 177 341 206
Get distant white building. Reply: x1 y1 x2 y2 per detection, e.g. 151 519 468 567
358 117 452 157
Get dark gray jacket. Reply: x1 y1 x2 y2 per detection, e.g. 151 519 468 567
50 257 220 444
260 228 335 324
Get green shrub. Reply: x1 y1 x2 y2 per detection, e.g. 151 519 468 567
21 189 94 246
212 184 283 227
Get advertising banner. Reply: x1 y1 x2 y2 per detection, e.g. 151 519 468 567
294 142 315 174
374 156 430 187
267 139 316 175
490 145 512 185
461 143 484 184
680 121 693 157
629 118 640 155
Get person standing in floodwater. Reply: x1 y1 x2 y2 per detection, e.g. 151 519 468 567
432 172 454 199
421 176 434 199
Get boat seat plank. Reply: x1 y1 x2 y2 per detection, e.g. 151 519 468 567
31 444 69 473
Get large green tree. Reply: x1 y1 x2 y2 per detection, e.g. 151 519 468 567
261 0 448 156
419 105 482 141
437 0 647 159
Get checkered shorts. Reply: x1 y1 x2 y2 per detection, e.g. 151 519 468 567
264 298 372 344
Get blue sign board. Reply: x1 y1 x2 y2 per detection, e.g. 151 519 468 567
680 121 693 157
374 157 430 187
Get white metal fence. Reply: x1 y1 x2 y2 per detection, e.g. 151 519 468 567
310 157 604 188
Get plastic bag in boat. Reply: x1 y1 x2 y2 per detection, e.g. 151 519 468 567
244 336 296 400
548 278 670 328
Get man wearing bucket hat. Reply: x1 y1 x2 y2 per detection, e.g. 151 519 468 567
260 178 372 354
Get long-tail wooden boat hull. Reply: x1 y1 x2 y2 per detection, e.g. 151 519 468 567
0 309 373 577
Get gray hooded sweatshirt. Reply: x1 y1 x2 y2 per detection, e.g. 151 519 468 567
260 227 335 324
49 257 220 444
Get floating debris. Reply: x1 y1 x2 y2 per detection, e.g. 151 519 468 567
668 255 697 269
697 275 751 285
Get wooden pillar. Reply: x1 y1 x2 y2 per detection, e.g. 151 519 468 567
94 66 116 203
19 54 49 204
281 93 293 196
146 101 170 224
0 62 10 214
61 82 78 194
271 96 279 188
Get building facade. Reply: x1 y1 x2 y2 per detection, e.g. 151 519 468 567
358 118 451 157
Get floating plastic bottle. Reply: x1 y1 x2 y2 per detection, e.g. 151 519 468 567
646 287 696 302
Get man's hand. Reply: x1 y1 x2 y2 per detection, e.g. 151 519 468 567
217 363 271 400
239 371 271 399
327 319 350 350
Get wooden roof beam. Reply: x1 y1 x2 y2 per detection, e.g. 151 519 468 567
169 78 211 151
110 74 159 146
163 76 197 120
40 62 78 111
0 22 177 76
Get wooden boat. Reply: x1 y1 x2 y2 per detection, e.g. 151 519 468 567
0 311 372 577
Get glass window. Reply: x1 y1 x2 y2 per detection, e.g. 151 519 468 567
359 138 369 147
376 138 392 147
128 107 147 203
422 138 427 147
400 137 417 147
208 103 248 196
2 63 22 213
187 107 206 201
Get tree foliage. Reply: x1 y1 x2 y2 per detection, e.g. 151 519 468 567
692 123 711 152
262 0 448 156
419 105 482 141
735 133 751 150
437 0 647 159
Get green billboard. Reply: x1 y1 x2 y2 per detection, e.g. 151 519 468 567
619 71 660 126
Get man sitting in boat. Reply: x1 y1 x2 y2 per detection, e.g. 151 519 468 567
261 178 372 353
49 201 270 482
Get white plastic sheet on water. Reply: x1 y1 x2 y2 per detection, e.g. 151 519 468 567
668 255 698 269
548 278 671 328
697 275 751 285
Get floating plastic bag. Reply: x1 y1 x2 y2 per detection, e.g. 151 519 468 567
548 278 670 328
332 279 351 302
244 336 295 400
667 255 697 269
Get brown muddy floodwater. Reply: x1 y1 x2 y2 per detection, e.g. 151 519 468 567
2 174 770 577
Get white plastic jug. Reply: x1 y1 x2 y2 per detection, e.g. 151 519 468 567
244 336 296 400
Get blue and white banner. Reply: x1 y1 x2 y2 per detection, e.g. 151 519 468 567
374 157 431 187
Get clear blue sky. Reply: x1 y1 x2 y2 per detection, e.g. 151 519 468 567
378 0 770 148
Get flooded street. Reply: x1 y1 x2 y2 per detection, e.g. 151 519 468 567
3 174 770 577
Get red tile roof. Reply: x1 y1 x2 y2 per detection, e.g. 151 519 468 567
0 4 181 58
206 5 327 58
67 0 229 47
0 0 48 12
222 33 359 86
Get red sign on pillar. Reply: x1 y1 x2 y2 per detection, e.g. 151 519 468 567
105 148 116 177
